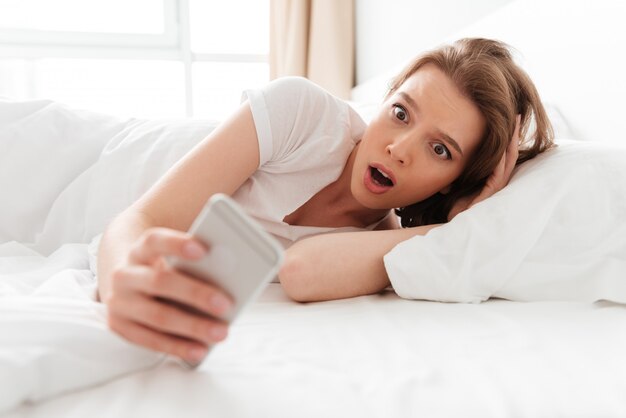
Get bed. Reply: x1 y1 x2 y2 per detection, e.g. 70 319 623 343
2 1 626 416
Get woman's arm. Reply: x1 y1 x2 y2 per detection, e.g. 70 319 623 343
97 102 260 362
98 101 259 298
278 224 440 302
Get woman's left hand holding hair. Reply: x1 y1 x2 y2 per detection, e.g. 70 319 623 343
448 114 521 221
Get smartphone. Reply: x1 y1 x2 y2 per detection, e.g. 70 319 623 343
166 193 284 368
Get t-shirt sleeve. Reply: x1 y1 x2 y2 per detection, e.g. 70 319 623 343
242 76 348 167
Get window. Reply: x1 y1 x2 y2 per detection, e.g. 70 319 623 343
0 0 269 120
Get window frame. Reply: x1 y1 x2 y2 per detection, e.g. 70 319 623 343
0 0 180 48
0 0 268 117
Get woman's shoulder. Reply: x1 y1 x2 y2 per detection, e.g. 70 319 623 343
267 75 318 89
262 76 346 107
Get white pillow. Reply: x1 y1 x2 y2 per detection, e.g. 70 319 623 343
384 140 626 303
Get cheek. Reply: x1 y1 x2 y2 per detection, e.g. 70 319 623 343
402 164 461 200
359 128 375 148
362 114 389 141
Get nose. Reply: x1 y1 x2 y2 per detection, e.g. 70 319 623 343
385 136 412 166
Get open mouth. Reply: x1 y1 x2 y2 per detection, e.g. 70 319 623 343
364 165 395 194
370 166 394 187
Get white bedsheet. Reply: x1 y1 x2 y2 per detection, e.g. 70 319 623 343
4 282 626 418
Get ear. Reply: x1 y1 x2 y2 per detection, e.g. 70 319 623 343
439 185 451 195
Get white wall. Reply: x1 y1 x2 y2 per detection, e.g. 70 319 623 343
353 0 626 143
354 0 513 85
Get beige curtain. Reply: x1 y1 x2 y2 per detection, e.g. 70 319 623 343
270 0 354 99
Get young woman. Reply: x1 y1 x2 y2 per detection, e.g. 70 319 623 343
97 38 554 363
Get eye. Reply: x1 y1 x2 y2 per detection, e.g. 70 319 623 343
431 142 452 160
392 104 409 123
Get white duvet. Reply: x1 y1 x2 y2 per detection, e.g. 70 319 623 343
1 98 626 415
0 240 163 412
0 99 217 411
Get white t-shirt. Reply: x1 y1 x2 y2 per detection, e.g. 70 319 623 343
232 76 389 248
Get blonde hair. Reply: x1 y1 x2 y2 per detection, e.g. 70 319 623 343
390 38 555 227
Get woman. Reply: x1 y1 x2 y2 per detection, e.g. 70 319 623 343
97 38 554 363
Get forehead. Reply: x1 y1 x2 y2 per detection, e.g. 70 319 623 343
397 64 468 112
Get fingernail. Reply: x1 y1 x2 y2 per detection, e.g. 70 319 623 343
188 347 206 361
184 241 205 258
210 294 233 313
210 326 228 341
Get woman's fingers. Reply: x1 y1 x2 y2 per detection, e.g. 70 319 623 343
488 113 521 190
492 151 507 187
503 114 521 179
448 115 522 221
129 227 207 265
115 263 233 319
468 115 522 202
108 291 228 346
107 314 210 363
104 225 236 358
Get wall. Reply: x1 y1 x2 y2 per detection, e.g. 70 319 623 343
354 0 513 85
353 0 626 143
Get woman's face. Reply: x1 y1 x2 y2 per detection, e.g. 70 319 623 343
351 64 486 210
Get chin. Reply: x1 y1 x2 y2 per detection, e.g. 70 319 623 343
354 192 394 210
351 178 401 210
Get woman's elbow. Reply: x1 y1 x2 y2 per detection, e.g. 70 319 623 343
278 252 315 303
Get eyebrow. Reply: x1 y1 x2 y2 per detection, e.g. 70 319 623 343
398 91 465 157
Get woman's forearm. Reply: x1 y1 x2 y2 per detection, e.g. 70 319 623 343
96 210 156 302
278 224 440 302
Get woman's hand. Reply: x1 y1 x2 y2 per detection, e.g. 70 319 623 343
102 227 233 363
448 114 521 221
